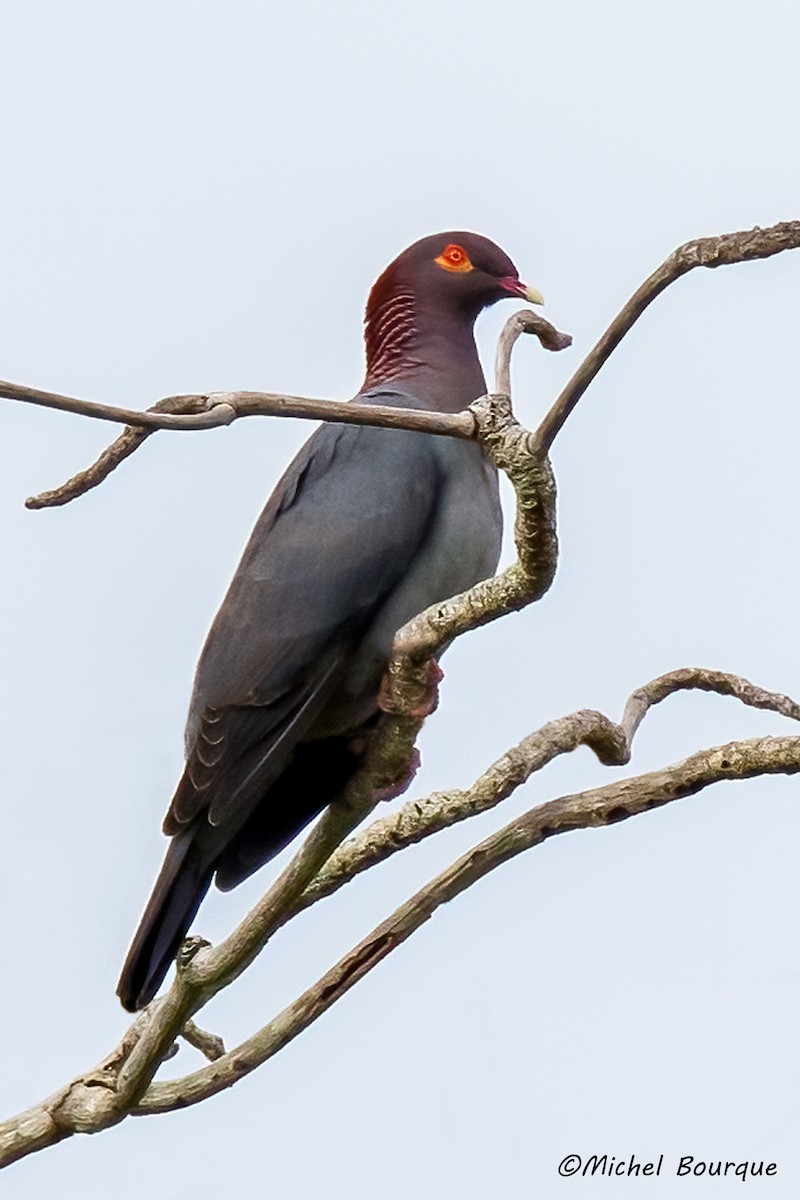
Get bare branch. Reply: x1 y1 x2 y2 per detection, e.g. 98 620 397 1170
4 312 572 509
135 731 800 1114
10 220 800 510
25 395 204 508
494 308 572 395
18 389 472 508
300 668 800 906
2 224 799 1165
0 380 238 430
534 219 800 452
1 662 798 1162
620 666 800 743
114 665 800 1108
181 1020 226 1062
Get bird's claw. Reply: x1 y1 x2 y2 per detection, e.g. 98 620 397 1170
374 748 421 802
378 659 444 718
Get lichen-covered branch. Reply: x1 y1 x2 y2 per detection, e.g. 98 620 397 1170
299 668 800 906
3 667 799 1164
2 223 799 1167
133 730 800 1114
383 392 558 715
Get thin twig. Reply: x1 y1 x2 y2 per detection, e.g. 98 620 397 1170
25 395 206 509
494 309 572 395
15 389 473 508
181 1020 226 1062
4 313 573 509
0 381 236 430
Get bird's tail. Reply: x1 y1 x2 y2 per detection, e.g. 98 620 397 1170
117 832 213 1012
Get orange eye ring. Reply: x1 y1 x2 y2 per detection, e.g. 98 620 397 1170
435 243 474 274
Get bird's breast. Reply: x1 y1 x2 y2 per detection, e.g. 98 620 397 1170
328 437 502 731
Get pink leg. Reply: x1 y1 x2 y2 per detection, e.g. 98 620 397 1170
374 747 422 802
378 659 444 718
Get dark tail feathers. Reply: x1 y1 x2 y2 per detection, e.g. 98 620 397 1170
117 833 213 1012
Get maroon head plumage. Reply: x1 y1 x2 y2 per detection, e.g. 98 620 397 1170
363 231 543 393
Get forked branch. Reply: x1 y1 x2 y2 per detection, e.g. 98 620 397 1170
1 219 797 507
2 668 798 1160
2 222 799 1166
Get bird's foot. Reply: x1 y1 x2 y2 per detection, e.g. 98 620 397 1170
378 659 444 719
374 747 421 802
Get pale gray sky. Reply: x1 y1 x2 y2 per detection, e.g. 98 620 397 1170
2 1 799 1196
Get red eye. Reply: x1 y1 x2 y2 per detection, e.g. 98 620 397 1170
435 244 474 274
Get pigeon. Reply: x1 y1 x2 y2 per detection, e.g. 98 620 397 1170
117 231 543 1011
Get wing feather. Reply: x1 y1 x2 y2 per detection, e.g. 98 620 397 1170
164 413 443 840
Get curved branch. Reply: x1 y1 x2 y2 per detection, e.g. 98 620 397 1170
2 223 799 1165
2 318 568 1141
15 388 472 508
2 311 571 509
380 392 559 717
135 731 800 1114
26 394 207 509
299 668 800 906
534 219 800 452
2 666 798 1163
494 308 572 395
1 380 463 435
9 220 800 508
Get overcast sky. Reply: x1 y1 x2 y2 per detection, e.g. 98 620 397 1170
2 1 799 1196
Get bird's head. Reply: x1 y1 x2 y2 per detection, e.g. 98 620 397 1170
363 231 542 392
367 231 543 326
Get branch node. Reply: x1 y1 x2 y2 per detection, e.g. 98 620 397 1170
177 935 212 973
181 1020 227 1062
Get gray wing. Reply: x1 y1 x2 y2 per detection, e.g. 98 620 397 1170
165 415 443 837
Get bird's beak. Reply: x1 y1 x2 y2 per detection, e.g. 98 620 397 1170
498 276 545 306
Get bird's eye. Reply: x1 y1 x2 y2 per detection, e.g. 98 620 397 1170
435 244 474 274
